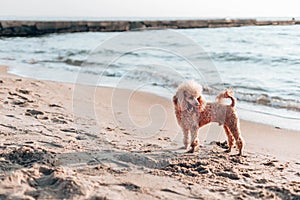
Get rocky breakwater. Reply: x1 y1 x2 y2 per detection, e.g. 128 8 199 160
0 19 299 37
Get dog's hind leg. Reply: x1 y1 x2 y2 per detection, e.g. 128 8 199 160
228 122 244 156
223 125 234 153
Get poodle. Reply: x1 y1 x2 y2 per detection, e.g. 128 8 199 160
173 80 244 155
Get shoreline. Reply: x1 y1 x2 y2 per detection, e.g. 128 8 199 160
1 18 300 36
0 65 300 199
3 64 300 156
6 63 300 132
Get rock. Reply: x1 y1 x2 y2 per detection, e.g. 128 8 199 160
1 21 23 29
70 21 88 32
36 21 72 32
129 22 146 30
1 19 299 37
233 19 256 25
255 21 273 26
112 21 130 31
189 20 208 28
36 22 56 31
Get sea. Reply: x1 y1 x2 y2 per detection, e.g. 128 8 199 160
0 17 299 131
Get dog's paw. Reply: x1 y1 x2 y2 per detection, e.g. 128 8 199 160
237 151 244 157
224 149 231 153
186 146 199 153
186 148 194 153
179 146 187 150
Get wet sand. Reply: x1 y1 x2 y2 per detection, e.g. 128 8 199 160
0 65 299 199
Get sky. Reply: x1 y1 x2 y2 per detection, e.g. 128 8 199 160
0 0 299 19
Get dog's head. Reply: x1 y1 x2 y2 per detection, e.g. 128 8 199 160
173 80 203 112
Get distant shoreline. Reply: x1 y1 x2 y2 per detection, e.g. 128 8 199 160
1 18 299 36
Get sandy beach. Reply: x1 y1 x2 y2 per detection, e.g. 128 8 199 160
0 65 299 199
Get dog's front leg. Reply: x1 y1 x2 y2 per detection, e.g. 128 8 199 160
187 126 199 153
182 128 189 149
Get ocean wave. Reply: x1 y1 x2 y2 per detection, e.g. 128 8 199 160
34 50 46 54
211 52 300 66
94 67 300 113
63 59 83 66
234 92 300 112
211 52 262 63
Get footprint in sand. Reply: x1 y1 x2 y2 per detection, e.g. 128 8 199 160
12 100 27 107
8 90 34 107
263 160 278 167
0 146 54 168
51 118 68 124
49 104 63 108
105 127 114 131
17 89 30 95
25 109 44 116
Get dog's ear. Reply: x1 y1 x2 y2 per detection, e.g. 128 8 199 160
197 96 202 103
197 96 206 111
177 92 188 111
173 95 178 106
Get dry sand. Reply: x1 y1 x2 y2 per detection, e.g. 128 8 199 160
0 65 299 199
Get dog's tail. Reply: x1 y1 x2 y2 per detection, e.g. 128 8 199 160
216 89 236 107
